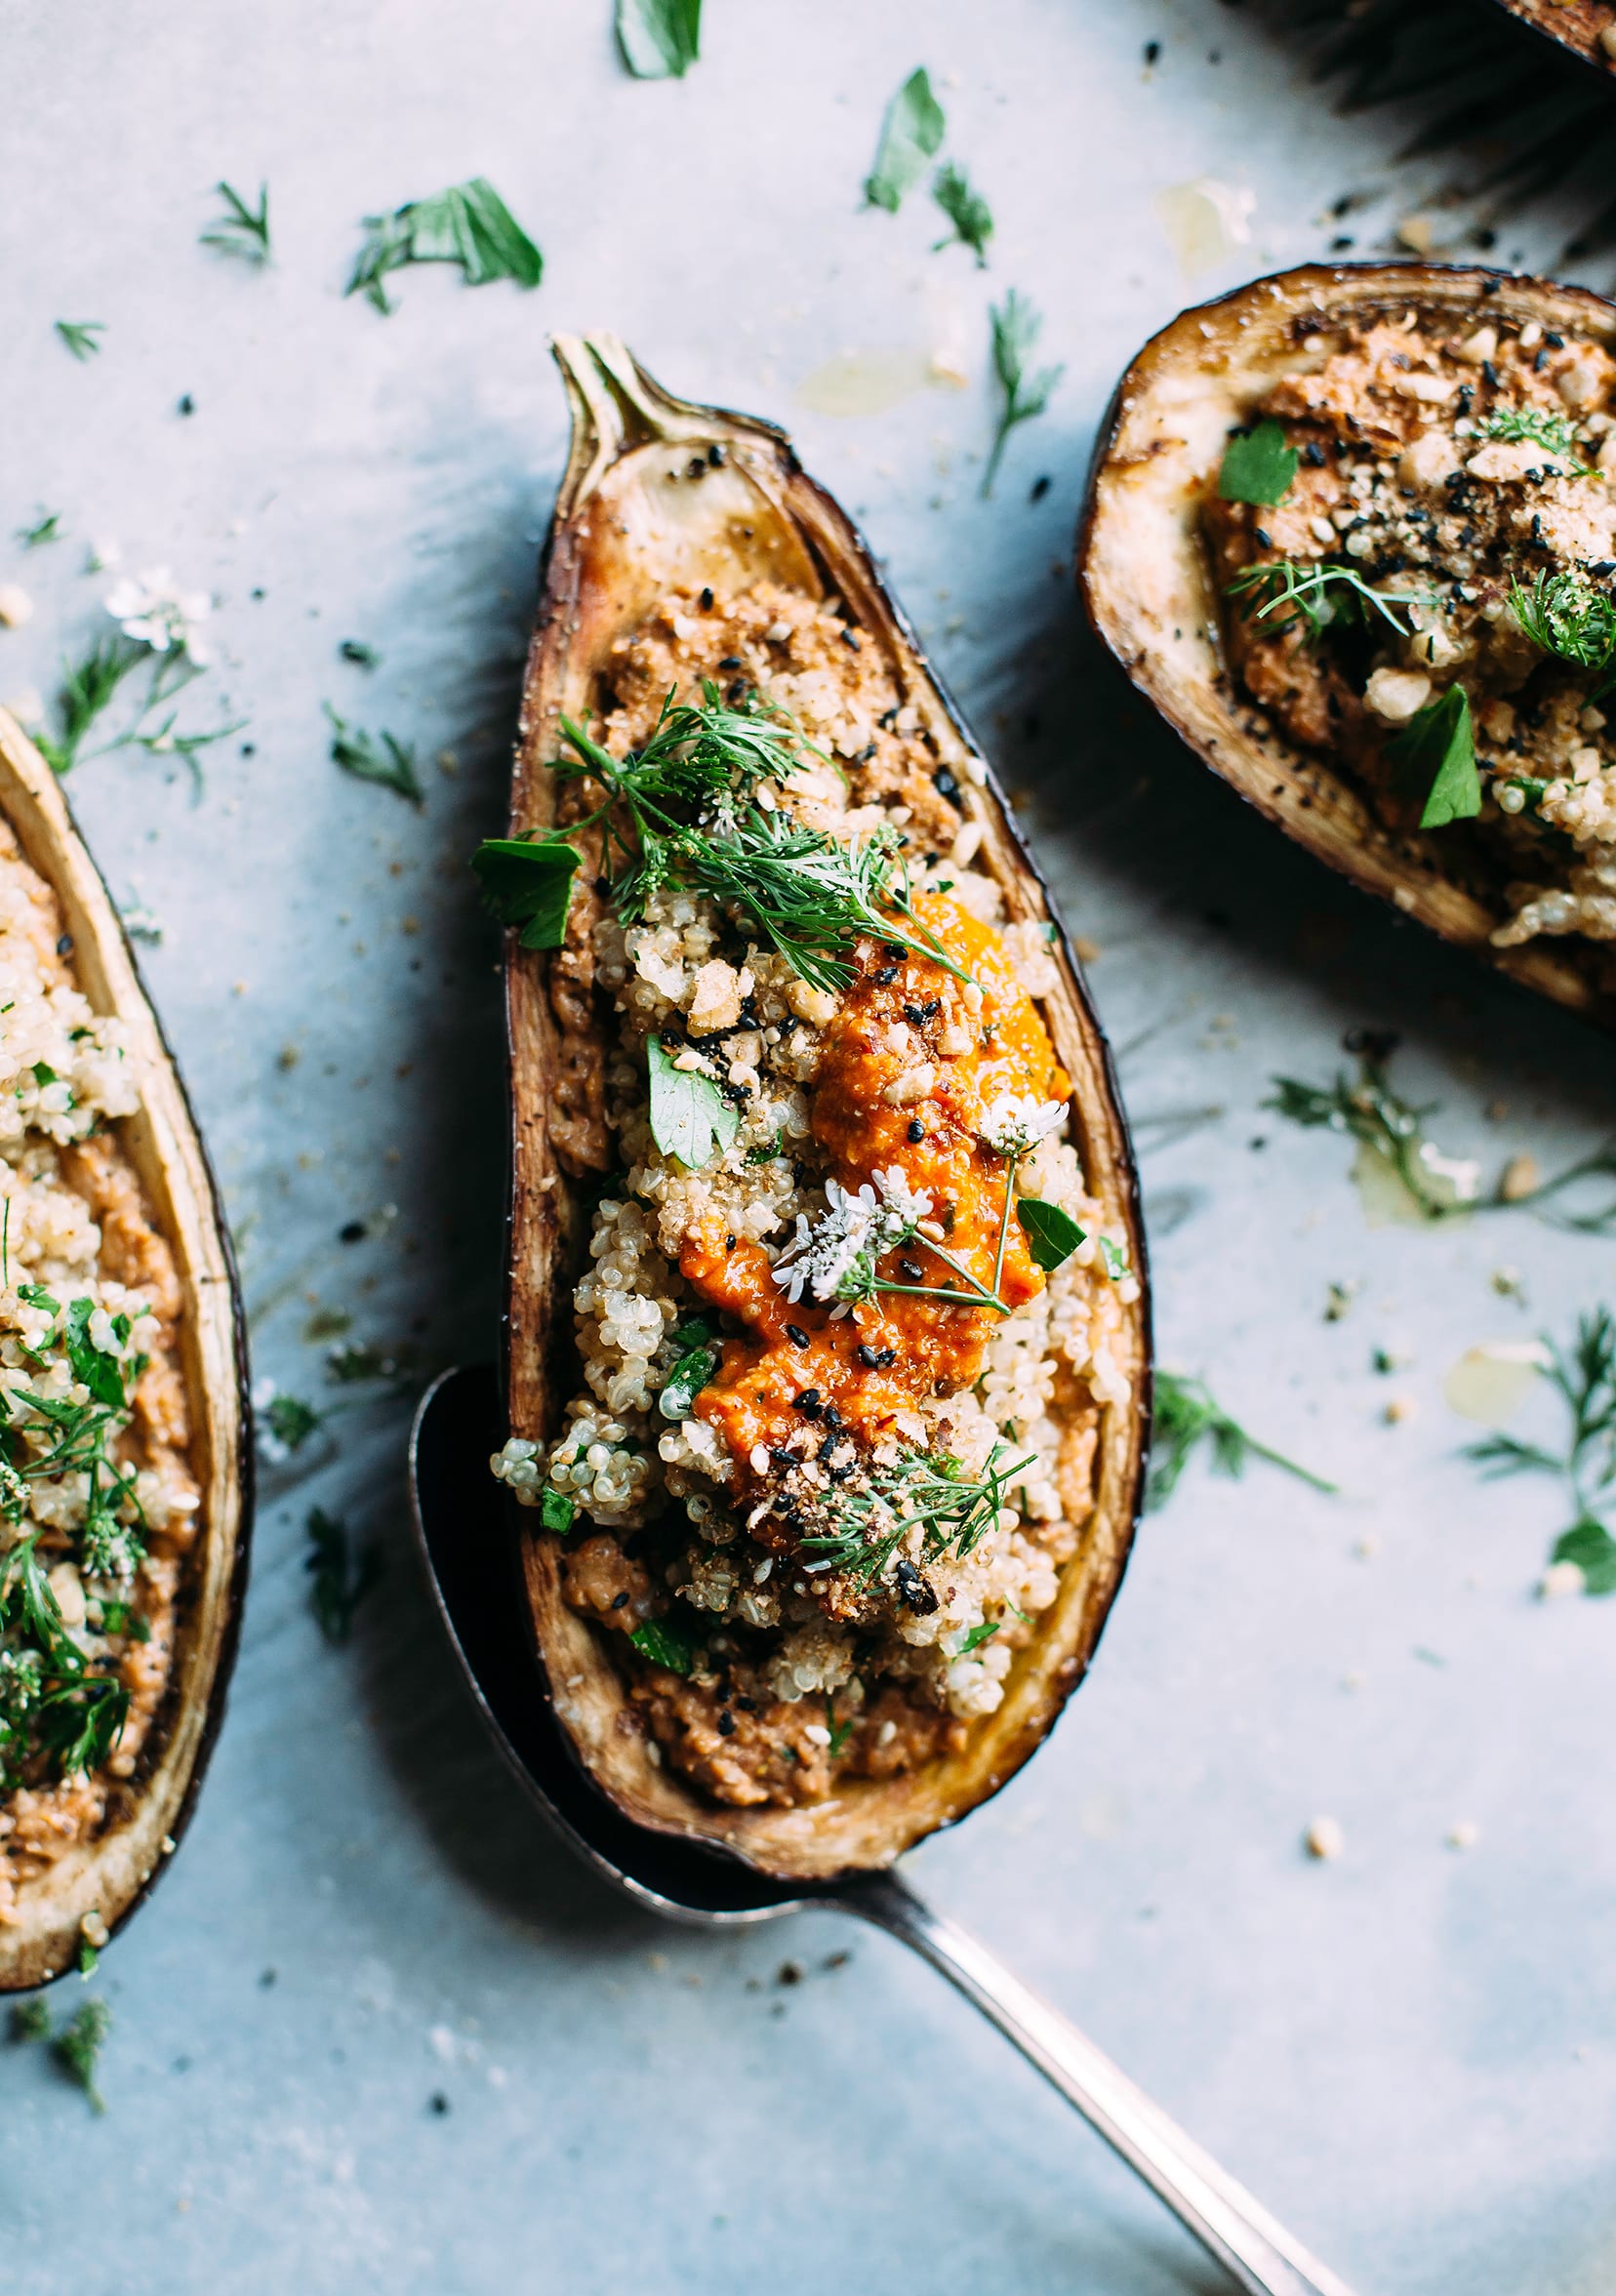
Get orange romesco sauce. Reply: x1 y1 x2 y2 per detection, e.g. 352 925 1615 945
683 894 1069 1481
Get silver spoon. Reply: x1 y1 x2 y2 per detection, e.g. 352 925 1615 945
409 1366 1358 2296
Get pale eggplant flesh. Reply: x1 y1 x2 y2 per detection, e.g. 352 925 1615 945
503 334 1150 1882
0 710 251 1992
1079 261 1616 1032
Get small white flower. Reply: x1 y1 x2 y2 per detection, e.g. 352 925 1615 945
772 1167 934 1306
104 566 213 665
979 1093 1066 1157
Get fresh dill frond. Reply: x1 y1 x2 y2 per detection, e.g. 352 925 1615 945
132 711 247 797
983 291 1063 498
55 321 104 362
346 179 542 315
1149 1372 1335 1511
33 636 146 775
931 161 992 264
1225 557 1438 638
325 705 424 805
1510 569 1616 691
53 1998 111 2113
802 1445 1034 1585
1478 405 1590 472
304 1507 381 1644
1462 1308 1616 1593
17 511 62 549
201 181 270 265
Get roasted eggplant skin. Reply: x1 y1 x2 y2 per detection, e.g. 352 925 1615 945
1487 0 1616 74
0 710 253 1992
1078 261 1616 1032
500 335 1151 1883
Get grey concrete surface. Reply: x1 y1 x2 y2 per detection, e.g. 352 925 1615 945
2 3 1614 2291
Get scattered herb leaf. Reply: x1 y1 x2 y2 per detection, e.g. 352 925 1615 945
55 321 104 362
1553 1516 1616 1596
659 1318 719 1420
1149 1371 1336 1511
864 68 946 214
1225 557 1437 638
616 0 701 78
955 1619 1001 1656
1017 1196 1084 1271
201 181 270 265
802 1443 1034 1584
540 1487 577 1534
630 1615 696 1673
53 1998 111 2112
11 1997 51 2044
746 1129 788 1165
470 836 582 950
17 511 62 549
1478 404 1589 472
647 1034 740 1170
304 1507 380 1644
1388 684 1479 829
1463 1309 1616 1593
264 1393 324 1453
983 291 1063 498
1217 418 1298 507
339 640 381 668
33 637 146 775
1099 1236 1131 1281
931 161 992 264
326 704 424 805
1510 569 1616 695
346 179 543 315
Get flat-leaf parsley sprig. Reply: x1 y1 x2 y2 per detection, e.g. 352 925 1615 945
472 684 972 992
1463 1307 1616 1594
983 291 1063 498
1225 557 1438 638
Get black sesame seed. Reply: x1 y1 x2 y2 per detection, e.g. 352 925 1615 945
840 627 861 650
1030 473 1052 502
933 764 963 810
594 875 610 897
718 1711 736 1738
823 1402 842 1429
1254 526 1273 549
735 1695 760 1713
707 443 725 466
177 394 195 416
429 2093 450 2115
794 1389 822 1418
920 998 941 1018
611 1591 629 1610
1302 442 1327 466
1546 331 1564 349
903 1003 925 1025
56 934 72 957
894 1558 939 1615
699 585 713 610
725 1233 737 1251
339 1221 366 1244
787 1325 810 1349
1482 359 1500 388
1534 347 1551 373
1144 39 1160 62
717 656 743 670
899 1258 924 1280
685 455 707 480
907 1119 925 1144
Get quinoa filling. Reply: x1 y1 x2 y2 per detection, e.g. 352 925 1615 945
1204 301 1616 950
0 826 198 1926
491 581 1135 1810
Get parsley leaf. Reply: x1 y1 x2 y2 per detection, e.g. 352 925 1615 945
340 640 381 669
629 1615 697 1674
1388 685 1479 829
201 181 270 265
931 162 992 264
647 1034 740 1170
616 0 701 77
346 179 543 316
983 291 1063 498
326 705 424 805
305 1508 380 1644
1217 418 1298 507
1017 1197 1084 1271
55 321 104 362
470 836 582 949
1553 1516 1616 1595
865 68 946 214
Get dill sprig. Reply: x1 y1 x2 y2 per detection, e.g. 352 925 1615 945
55 321 104 362
983 292 1063 498
1266 1036 1616 1229
1478 405 1590 473
1225 558 1438 638
1510 569 1616 693
32 637 147 775
53 1998 112 2113
326 705 424 805
1148 1372 1335 1511
802 1444 1033 1585
201 181 270 265
1463 1309 1616 1595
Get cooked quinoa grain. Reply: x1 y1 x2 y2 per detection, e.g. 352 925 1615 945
492 583 1134 1810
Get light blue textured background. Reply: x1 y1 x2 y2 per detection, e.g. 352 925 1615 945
2 4 1613 2291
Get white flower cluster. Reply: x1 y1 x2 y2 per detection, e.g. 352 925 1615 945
103 567 212 665
979 1094 1066 1158
772 1166 933 1309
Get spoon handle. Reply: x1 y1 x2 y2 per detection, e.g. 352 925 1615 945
840 1870 1358 2296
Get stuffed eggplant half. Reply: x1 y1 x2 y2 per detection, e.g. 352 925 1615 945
1082 262 1616 1028
482 336 1148 1880
0 710 248 1990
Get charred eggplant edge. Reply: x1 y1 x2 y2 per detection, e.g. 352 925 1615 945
1078 259 1616 1032
0 707 252 1991
500 333 1151 1882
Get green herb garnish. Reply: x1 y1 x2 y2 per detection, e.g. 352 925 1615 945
630 1615 697 1673
1098 1236 1131 1281
470 837 582 950
263 1393 324 1453
346 179 543 316
955 1619 1001 1656
304 1507 380 1644
1217 418 1298 507
33 637 146 776
17 511 62 549
1510 569 1616 694
648 1035 740 1170
55 321 104 362
1463 1309 1616 1593
340 640 381 669
659 1316 719 1419
983 291 1063 499
1388 684 1479 829
326 704 424 805
746 1129 788 1165
1017 1197 1084 1271
1225 557 1437 637
201 181 270 265
865 67 946 214
540 1488 576 1534
826 1699 855 1758
1478 405 1589 472
616 0 701 77
802 1444 1032 1585
1149 1372 1335 1511
11 1997 51 2044
931 162 992 264
53 1998 111 2112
